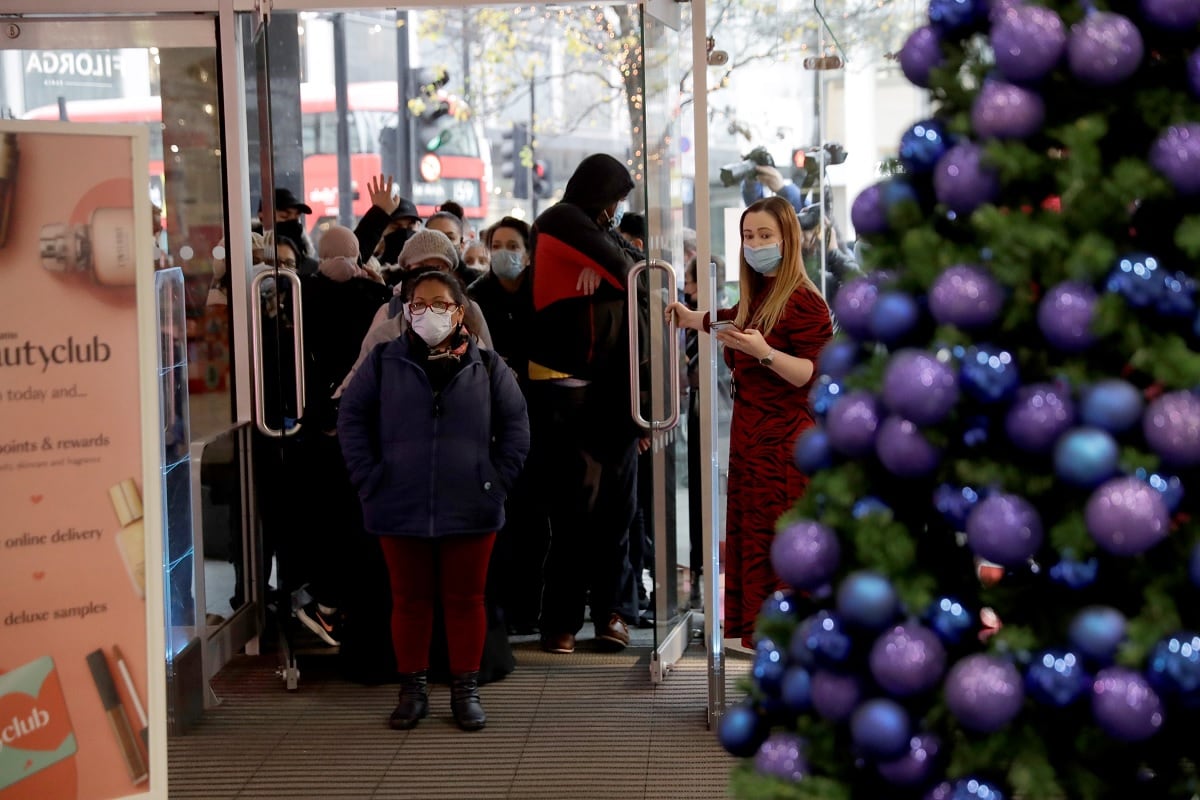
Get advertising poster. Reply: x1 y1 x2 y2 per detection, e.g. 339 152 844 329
0 122 165 800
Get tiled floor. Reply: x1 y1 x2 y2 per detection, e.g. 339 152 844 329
168 641 748 799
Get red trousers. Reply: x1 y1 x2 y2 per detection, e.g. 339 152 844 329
377 533 496 675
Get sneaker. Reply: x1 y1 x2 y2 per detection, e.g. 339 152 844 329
296 602 341 647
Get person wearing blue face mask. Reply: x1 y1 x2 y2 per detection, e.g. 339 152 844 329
667 195 833 649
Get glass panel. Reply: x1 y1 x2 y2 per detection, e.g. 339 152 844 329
196 428 249 625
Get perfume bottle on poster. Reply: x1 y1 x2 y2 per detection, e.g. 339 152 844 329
40 207 137 287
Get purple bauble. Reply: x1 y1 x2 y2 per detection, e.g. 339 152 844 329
965 493 1043 566
877 733 942 787
826 390 881 457
1150 124 1200 196
833 276 883 339
1092 668 1165 742
1037 281 1098 351
934 143 1000 216
851 182 888 236
991 5 1067 84
944 654 1025 733
929 264 1004 328
883 350 960 425
1085 476 1170 556
811 670 861 723
900 26 944 88
900 119 951 175
1189 51 1200 98
876 416 942 478
1004 383 1075 453
771 520 841 591
971 80 1046 139
1068 12 1144 86
870 623 948 696
1143 391 1200 467
1141 0 1200 31
753 732 809 782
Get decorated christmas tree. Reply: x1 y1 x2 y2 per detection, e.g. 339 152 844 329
721 1 1200 798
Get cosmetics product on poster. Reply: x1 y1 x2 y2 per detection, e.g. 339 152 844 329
0 122 164 800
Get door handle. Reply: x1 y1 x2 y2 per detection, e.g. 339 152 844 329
627 259 681 432
249 268 305 438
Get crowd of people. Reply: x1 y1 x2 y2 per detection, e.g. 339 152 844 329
246 155 834 731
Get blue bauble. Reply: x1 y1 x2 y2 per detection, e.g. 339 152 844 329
877 733 942 787
933 484 981 531
900 119 951 175
945 778 1008 800
1158 270 1197 317
810 375 843 418
818 339 859 381
810 671 861 723
853 496 892 520
1146 632 1200 707
1069 605 1127 663
926 596 975 645
869 292 922 344
1135 468 1185 513
900 25 943 88
837 571 900 629
1005 383 1075 454
760 590 799 623
790 611 853 668
753 639 788 695
1049 554 1099 589
1026 649 1091 706
1107 252 1164 308
718 702 767 757
883 177 922 216
780 667 813 712
1080 379 1144 433
851 698 912 761
794 427 834 473
1189 50 1200 98
928 0 987 35
960 345 1020 403
1053 427 1120 488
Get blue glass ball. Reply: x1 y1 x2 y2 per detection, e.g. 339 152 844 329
882 177 922 215
851 698 912 760
1069 605 1127 663
934 484 981 531
760 590 799 623
925 596 975 644
1158 270 1197 317
876 733 942 787
1049 554 1099 589
1135 468 1185 513
960 345 1020 403
1107 252 1164 308
837 571 900 630
900 119 951 175
870 291 922 344
1147 632 1200 707
946 778 1008 800
794 427 834 473
1080 379 1144 433
810 375 843 418
780 667 813 712
818 339 859 380
790 611 853 668
928 0 987 35
853 496 892 520
753 639 788 695
1054 427 1120 487
718 702 767 757
1190 542 1200 588
1026 648 1091 706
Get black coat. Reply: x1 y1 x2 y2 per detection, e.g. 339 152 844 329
468 271 533 383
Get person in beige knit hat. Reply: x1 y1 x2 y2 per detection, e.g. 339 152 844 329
398 228 460 272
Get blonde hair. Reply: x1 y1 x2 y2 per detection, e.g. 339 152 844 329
734 196 823 334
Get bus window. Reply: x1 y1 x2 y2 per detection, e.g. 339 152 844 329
306 111 367 155
420 117 479 159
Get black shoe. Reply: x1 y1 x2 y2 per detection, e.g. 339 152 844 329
637 610 655 628
451 672 487 731
389 671 429 730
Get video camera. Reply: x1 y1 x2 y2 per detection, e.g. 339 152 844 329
793 142 848 190
719 145 775 188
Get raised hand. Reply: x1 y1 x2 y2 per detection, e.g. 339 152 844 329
368 174 399 215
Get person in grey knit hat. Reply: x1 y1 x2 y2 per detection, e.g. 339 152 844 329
335 229 494 396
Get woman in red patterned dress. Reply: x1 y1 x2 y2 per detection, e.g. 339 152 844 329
668 195 833 647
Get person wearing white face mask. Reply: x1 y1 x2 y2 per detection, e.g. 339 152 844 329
338 270 530 733
667 195 833 649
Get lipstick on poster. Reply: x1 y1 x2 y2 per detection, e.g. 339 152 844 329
111 645 149 749
0 132 16 248
85 649 148 785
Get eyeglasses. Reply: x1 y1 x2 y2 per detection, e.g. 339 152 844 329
408 300 460 316
277 259 297 269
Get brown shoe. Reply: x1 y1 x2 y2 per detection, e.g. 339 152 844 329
540 632 576 654
596 613 630 650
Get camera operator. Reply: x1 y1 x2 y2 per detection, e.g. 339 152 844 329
742 164 861 299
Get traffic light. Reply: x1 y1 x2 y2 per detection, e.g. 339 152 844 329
532 159 554 199
500 122 530 199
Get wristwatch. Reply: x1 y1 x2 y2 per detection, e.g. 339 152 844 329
759 350 775 367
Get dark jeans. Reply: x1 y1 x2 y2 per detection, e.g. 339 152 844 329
489 465 551 629
687 390 703 577
528 381 639 635
627 449 654 604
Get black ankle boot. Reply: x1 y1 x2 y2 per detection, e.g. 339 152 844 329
389 671 429 730
451 672 486 731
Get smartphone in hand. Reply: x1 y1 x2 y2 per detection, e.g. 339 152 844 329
709 320 741 332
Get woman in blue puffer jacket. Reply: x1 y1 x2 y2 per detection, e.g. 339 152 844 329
338 270 530 733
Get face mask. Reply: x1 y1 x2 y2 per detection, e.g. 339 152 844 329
405 306 457 347
490 250 525 280
744 243 782 275
611 202 626 229
275 219 307 255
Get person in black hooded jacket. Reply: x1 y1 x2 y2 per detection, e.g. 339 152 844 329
526 153 642 655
